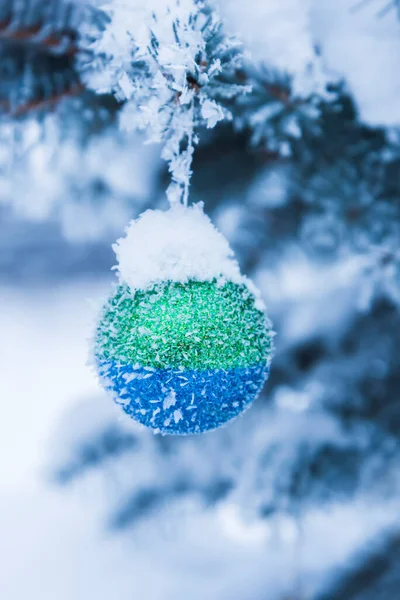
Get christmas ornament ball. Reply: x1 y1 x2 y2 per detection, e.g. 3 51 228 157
93 204 273 435
95 279 272 434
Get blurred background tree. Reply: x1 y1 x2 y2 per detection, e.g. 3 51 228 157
1 0 400 598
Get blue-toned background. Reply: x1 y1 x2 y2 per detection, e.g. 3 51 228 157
1 1 400 599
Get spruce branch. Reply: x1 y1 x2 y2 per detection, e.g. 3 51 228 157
0 0 108 117
352 0 400 17
0 44 81 117
0 0 78 55
82 0 249 204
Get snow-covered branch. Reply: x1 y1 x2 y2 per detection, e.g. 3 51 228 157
82 0 249 203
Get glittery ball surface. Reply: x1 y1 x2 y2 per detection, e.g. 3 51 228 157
94 280 273 434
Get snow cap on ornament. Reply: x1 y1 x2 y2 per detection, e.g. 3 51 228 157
94 203 273 435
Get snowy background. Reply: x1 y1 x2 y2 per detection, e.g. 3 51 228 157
1 0 400 598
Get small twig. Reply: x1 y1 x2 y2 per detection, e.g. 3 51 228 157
2 82 84 117
264 82 291 106
0 20 78 56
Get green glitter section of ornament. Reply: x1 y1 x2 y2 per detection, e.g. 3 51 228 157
95 280 273 370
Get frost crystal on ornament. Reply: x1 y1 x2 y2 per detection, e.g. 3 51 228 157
94 204 273 434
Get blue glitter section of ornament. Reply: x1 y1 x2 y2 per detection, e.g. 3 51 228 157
96 359 270 435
